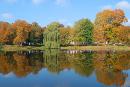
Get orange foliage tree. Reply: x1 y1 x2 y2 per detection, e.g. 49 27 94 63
94 9 128 45
12 20 31 45
0 22 15 44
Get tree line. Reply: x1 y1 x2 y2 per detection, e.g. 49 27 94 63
0 20 44 46
0 9 130 48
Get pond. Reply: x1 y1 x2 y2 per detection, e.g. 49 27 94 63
0 50 130 87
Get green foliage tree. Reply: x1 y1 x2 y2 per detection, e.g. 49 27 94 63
44 22 63 48
74 18 94 45
0 9 130 47
27 22 43 45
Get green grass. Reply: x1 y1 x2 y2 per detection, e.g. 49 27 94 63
61 46 130 51
2 45 130 51
3 45 44 51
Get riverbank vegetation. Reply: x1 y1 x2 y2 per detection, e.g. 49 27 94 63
2 45 130 51
0 9 130 50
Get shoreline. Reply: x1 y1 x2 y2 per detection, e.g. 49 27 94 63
61 46 130 51
1 45 130 51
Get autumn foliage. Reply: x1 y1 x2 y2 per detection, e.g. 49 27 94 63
94 9 129 45
0 9 130 46
0 20 43 46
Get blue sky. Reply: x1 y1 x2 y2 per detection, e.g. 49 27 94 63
0 0 130 26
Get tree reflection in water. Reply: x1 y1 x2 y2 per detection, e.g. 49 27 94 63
0 50 129 86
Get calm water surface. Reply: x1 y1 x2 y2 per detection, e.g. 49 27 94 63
0 50 130 87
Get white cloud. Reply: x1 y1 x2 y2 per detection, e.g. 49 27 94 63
116 1 130 9
55 0 70 6
101 1 130 11
101 5 112 10
1 13 14 19
127 19 130 25
32 0 45 5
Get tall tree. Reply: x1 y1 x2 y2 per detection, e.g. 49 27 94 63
94 9 128 45
59 26 75 46
74 18 94 45
12 20 31 46
28 22 43 45
112 26 129 44
44 22 63 48
0 22 15 44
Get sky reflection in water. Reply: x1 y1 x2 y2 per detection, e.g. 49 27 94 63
0 50 129 87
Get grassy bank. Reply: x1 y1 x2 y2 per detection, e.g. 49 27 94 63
3 45 44 51
61 46 130 51
2 45 130 51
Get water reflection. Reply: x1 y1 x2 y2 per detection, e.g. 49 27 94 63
0 50 130 87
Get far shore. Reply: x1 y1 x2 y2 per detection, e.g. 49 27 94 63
1 45 130 52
